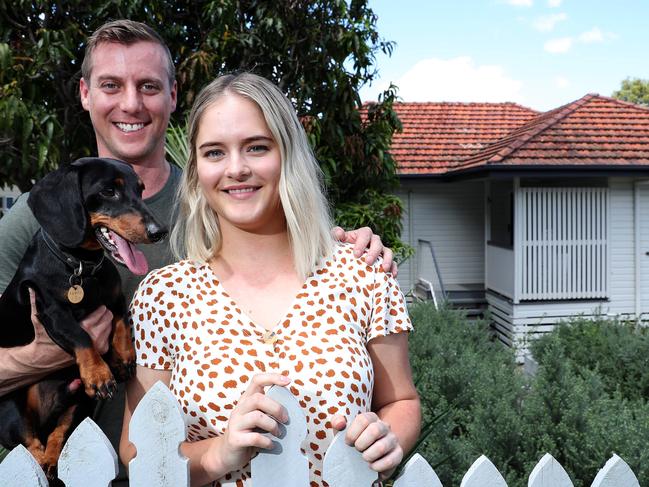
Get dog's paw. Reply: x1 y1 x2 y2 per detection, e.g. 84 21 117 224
107 354 136 383
43 460 58 482
80 364 117 400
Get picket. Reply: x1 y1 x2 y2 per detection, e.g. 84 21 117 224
461 455 508 487
0 444 48 487
528 453 573 487
128 381 189 487
393 453 442 487
0 382 644 487
322 428 377 487
250 385 309 487
591 454 640 487
58 418 118 487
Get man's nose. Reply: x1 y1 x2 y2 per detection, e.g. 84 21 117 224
119 85 142 112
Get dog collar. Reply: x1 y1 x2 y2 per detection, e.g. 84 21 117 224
40 229 106 276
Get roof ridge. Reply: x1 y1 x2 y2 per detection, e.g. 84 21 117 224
392 100 539 111
588 93 649 112
483 94 598 164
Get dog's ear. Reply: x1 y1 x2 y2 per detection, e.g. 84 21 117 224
28 164 88 248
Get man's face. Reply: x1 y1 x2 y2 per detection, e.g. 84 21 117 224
79 41 177 166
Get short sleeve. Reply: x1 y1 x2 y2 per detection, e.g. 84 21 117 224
0 193 40 293
367 267 412 342
129 267 175 370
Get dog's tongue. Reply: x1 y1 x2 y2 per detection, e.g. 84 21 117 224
110 230 149 275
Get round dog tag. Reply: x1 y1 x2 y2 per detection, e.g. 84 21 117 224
67 285 84 304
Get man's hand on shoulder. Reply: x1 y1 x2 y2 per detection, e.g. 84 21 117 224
332 226 397 276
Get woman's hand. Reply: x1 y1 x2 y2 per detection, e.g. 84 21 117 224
201 373 291 477
331 412 403 477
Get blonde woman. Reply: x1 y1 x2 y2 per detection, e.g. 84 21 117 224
119 73 420 486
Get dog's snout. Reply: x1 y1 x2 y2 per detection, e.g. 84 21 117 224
146 223 167 243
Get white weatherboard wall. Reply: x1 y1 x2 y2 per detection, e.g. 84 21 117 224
396 180 485 294
491 177 649 359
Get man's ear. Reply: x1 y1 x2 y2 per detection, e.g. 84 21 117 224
80 77 90 111
170 79 178 113
28 164 88 248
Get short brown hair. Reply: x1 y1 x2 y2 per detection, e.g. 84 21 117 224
81 20 175 86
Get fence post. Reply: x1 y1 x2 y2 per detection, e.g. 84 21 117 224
58 417 118 487
322 428 377 487
393 453 442 487
528 453 573 487
128 381 189 487
461 455 508 487
251 385 309 486
0 444 48 487
591 454 640 487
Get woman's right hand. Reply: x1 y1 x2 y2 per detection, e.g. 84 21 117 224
201 373 291 477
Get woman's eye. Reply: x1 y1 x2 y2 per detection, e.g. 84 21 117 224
205 149 224 159
248 145 269 153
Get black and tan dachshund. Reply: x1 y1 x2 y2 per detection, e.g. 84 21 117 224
0 157 166 482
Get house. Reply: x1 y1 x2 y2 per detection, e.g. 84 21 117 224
391 94 649 358
0 185 20 218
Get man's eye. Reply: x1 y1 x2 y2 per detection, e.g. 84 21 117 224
142 83 160 92
101 82 118 90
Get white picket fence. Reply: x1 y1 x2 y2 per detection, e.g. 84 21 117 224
0 381 640 487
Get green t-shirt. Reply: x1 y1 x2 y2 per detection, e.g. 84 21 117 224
0 163 182 301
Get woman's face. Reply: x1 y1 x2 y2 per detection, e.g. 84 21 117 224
195 93 284 235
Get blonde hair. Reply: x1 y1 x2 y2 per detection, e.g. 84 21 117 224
171 73 335 279
82 20 175 87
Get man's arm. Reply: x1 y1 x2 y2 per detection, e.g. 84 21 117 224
0 196 111 396
0 290 114 396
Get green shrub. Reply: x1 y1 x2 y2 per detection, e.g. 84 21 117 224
530 316 649 401
408 303 526 486
408 304 649 487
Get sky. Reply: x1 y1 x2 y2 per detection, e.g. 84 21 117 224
359 0 649 111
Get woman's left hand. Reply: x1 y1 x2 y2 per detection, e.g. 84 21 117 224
331 412 403 477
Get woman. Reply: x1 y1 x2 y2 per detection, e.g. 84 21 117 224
119 72 420 486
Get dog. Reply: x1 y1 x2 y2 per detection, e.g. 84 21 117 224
0 157 166 482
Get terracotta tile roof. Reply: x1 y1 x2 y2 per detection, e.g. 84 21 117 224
452 94 649 172
390 102 539 175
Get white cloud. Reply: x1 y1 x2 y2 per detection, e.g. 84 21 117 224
506 0 533 6
384 57 524 104
553 76 570 88
548 0 562 6
533 13 568 31
578 27 604 43
544 37 573 53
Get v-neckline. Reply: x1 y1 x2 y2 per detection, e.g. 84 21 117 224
201 261 313 334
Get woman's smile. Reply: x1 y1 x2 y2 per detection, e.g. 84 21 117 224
195 93 283 233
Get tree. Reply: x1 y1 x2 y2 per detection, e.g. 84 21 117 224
612 77 649 107
0 0 411 259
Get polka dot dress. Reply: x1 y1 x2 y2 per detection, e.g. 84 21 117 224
131 244 412 486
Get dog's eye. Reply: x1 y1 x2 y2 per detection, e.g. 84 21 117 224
100 188 117 198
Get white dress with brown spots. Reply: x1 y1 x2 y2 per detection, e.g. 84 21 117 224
131 244 412 487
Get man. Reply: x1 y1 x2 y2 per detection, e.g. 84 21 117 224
0 19 393 481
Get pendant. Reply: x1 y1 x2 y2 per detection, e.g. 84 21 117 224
67 284 84 304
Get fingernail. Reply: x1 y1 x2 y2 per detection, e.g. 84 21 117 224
280 375 291 383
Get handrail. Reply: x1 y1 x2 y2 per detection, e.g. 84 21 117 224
417 239 446 301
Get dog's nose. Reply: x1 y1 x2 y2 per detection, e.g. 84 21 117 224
146 223 168 243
